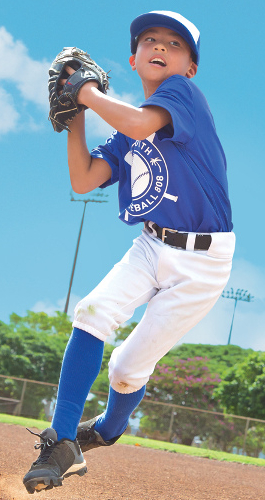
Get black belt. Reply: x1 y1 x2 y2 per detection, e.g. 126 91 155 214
146 223 212 251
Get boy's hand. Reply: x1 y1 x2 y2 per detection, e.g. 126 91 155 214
48 47 109 133
59 66 98 106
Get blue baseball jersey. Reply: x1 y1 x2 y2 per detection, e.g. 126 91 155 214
91 75 233 233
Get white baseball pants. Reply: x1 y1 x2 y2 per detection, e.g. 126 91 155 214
73 228 235 393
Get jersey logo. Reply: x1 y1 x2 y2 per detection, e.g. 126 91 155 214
124 135 178 220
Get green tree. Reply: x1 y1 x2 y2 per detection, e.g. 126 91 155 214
0 311 72 384
232 424 265 458
139 357 223 445
0 311 72 382
163 343 254 378
213 352 265 419
201 415 244 453
0 311 73 418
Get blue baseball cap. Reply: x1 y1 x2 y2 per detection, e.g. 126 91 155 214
130 11 200 65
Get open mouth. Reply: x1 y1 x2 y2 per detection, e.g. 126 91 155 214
150 58 166 67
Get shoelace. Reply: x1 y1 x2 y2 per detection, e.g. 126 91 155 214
26 428 56 464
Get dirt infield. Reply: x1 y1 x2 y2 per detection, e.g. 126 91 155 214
0 424 265 500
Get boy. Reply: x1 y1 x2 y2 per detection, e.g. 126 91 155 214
23 11 235 493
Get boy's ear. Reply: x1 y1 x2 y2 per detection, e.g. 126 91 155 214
186 62 197 79
129 55 136 71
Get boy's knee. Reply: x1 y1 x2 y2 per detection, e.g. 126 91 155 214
108 349 148 394
73 297 113 340
74 298 98 321
108 365 132 394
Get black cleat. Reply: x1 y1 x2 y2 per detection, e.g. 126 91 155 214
77 416 122 453
23 427 87 494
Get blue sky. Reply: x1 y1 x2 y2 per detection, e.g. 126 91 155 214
0 0 264 350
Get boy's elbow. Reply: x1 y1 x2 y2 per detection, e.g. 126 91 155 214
127 106 170 140
127 118 154 141
70 178 92 195
130 130 151 141
126 111 162 140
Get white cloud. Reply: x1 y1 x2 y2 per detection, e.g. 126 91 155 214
0 26 50 135
0 27 50 109
85 109 115 139
0 87 19 133
102 59 128 78
31 294 81 321
108 87 140 105
0 27 141 137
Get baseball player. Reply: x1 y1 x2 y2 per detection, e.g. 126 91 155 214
23 11 235 493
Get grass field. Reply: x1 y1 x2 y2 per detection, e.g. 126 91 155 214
1 412 265 467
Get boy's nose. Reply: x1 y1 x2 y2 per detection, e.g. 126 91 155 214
154 43 167 52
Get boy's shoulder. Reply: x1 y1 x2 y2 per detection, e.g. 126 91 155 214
144 75 204 109
151 75 209 114
158 74 202 96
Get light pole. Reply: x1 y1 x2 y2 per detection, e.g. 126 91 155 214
64 190 108 314
221 288 254 345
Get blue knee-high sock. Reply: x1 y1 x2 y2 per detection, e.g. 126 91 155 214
95 385 146 441
51 327 104 441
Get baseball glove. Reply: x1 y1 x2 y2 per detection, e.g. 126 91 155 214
48 47 110 133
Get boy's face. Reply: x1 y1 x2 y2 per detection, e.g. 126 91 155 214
129 26 197 96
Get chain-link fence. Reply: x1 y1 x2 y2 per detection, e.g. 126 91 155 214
0 374 58 420
1 373 265 458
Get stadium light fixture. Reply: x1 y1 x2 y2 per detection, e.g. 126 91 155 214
221 288 254 345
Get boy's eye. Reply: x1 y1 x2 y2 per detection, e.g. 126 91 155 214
145 37 155 42
170 40 181 47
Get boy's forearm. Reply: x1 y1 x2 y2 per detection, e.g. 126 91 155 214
67 112 92 193
78 86 170 140
67 111 112 194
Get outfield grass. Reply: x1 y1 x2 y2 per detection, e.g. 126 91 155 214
1 413 265 467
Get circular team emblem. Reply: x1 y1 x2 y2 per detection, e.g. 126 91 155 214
131 152 153 199
126 141 169 217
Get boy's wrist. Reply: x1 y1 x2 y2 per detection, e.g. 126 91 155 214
78 82 99 106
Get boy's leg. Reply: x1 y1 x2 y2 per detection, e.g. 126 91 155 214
75 231 234 450
68 232 161 447
51 327 104 441
72 232 159 341
52 329 145 443
23 327 104 493
76 248 225 452
108 233 235 395
76 385 146 453
94 384 146 440
75 231 234 446
50 232 159 442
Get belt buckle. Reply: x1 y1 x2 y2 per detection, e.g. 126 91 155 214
161 227 177 243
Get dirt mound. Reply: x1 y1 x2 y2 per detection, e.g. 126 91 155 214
0 424 264 500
